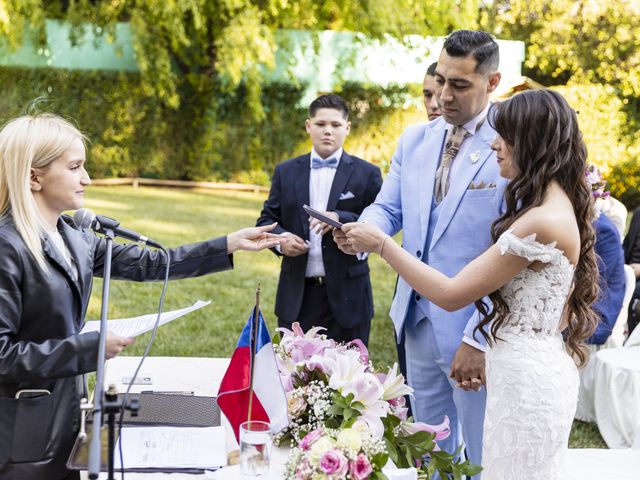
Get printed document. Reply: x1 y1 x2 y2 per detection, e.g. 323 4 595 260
114 425 226 469
81 300 211 338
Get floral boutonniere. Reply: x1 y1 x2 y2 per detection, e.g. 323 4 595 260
469 150 481 164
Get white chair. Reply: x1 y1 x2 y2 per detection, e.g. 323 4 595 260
597 196 628 240
593 346 640 448
575 265 636 422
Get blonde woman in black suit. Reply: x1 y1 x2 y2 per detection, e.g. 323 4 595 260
0 113 281 480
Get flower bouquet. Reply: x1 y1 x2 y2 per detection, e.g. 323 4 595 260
284 427 387 480
274 323 481 479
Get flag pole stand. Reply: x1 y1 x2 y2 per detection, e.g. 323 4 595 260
226 284 261 467
247 283 260 421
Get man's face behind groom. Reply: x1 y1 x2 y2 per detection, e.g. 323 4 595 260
434 52 500 126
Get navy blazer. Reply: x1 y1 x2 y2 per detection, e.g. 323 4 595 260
590 212 626 344
257 151 382 328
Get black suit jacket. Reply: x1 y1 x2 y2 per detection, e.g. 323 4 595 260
257 151 382 328
0 215 233 480
624 207 640 265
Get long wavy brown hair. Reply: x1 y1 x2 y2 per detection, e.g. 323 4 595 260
474 89 599 367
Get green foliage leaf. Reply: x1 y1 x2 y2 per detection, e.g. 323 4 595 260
1 0 479 116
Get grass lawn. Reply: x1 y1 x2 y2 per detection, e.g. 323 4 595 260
83 185 606 448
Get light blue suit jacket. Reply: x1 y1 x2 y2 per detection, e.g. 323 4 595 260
360 117 508 354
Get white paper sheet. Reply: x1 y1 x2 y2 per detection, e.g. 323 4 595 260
114 425 226 470
81 300 211 338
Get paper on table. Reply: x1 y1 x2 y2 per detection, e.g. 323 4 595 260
114 425 226 470
80 300 211 338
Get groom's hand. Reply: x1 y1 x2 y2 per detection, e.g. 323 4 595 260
450 342 485 392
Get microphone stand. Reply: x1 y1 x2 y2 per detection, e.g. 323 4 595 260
87 230 139 479
87 228 114 479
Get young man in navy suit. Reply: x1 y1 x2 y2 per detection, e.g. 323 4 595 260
257 94 382 344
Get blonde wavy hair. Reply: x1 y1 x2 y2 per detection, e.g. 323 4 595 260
0 113 86 271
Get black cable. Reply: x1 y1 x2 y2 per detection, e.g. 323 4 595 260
116 247 171 480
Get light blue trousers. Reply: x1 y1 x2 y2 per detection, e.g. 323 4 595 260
404 306 486 480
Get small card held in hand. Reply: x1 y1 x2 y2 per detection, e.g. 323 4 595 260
303 204 343 229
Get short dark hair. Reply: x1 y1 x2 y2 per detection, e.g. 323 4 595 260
426 62 437 77
309 93 349 119
442 30 499 74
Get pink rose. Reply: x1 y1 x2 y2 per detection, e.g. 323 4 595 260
287 394 307 418
319 449 348 476
300 428 323 450
350 453 373 480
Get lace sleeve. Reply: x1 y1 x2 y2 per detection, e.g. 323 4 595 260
496 229 562 264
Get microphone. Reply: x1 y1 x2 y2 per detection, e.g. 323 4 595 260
73 208 162 248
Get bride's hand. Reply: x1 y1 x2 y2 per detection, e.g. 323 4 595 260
342 222 388 255
456 378 484 391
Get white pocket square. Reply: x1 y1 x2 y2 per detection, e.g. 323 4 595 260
339 191 355 200
468 181 496 190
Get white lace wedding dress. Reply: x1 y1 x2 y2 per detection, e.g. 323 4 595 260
482 230 579 479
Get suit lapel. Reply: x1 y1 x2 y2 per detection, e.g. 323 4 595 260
295 154 312 237
430 122 495 250
326 153 354 211
43 228 83 302
60 219 89 293
419 122 447 244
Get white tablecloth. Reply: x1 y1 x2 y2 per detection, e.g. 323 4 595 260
594 347 640 448
80 356 640 479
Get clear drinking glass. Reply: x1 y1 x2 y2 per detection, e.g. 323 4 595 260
239 420 272 477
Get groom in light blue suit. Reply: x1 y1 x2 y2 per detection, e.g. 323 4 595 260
336 30 507 477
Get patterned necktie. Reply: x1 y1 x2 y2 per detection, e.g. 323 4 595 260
311 156 338 169
434 126 468 203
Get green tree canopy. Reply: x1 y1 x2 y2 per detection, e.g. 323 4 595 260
0 0 479 116
481 0 640 98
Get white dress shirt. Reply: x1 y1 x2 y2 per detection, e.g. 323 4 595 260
305 147 342 277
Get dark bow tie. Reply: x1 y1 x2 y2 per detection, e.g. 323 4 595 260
311 156 338 169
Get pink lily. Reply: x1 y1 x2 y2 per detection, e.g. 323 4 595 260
401 416 451 442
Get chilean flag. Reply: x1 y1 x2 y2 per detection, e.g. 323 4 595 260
217 308 289 441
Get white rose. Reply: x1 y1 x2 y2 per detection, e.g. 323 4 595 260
309 437 334 464
336 428 362 451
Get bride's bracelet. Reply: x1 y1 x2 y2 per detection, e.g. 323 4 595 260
378 235 389 258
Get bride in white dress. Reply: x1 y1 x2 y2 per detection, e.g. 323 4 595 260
340 89 600 479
